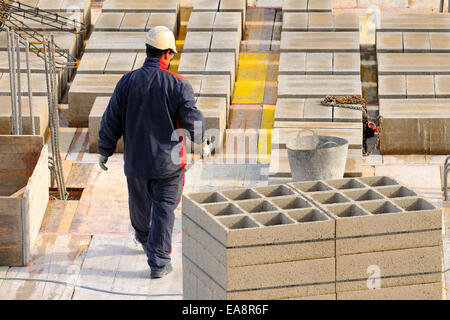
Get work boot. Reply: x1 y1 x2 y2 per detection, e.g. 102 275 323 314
150 262 173 279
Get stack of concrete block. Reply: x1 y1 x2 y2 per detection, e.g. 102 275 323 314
69 74 122 127
93 12 177 35
182 184 336 300
273 10 362 183
376 13 450 155
101 0 180 15
182 176 445 300
177 3 246 152
282 12 359 32
282 0 332 13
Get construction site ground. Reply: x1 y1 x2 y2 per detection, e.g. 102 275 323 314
0 0 449 300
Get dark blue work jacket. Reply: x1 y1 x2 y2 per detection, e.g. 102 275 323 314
98 57 205 179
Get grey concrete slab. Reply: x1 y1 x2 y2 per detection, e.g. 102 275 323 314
378 13 450 32
210 32 241 74
187 12 216 32
101 0 179 13
377 53 450 75
205 52 236 93
307 0 332 12
282 0 308 12
77 52 110 74
94 12 124 31
133 53 147 70
0 51 46 74
406 75 435 98
178 53 208 75
0 96 48 136
376 32 403 53
308 12 333 31
218 0 246 31
280 32 360 52
378 75 406 99
184 75 203 96
0 73 51 97
199 75 231 107
84 32 146 53
213 12 242 36
303 98 333 121
403 32 431 53
104 52 136 74
435 75 450 98
429 33 450 53
282 13 308 32
193 0 220 12
183 32 213 52
196 97 227 148
147 13 178 35
334 53 360 75
274 99 306 121
279 53 306 75
120 13 150 31
305 53 333 74
88 96 123 153
277 75 362 98
68 74 121 127
334 12 360 32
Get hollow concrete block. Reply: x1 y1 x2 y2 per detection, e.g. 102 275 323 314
336 245 443 292
337 281 445 300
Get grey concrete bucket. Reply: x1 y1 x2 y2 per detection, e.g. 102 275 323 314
287 130 349 182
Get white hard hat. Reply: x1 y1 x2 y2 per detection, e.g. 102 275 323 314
145 26 177 53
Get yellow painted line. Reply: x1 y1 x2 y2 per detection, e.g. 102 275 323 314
232 53 270 105
257 104 275 163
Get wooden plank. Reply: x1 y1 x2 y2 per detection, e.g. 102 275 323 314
41 234 91 300
57 201 79 233
0 235 55 299
69 164 129 233
71 234 133 300
66 163 95 189
0 234 91 300
0 197 23 266
40 200 69 233
22 145 49 265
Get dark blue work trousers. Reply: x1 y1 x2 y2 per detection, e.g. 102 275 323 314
127 171 184 268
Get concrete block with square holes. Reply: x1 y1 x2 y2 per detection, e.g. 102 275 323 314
182 176 444 299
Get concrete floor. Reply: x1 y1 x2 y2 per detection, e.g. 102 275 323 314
0 0 449 299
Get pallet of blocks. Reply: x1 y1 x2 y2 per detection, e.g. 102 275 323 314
182 176 445 300
376 12 450 155
0 135 49 266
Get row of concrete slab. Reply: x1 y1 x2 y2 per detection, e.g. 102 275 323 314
376 14 450 155
270 9 363 183
182 177 445 299
174 2 247 151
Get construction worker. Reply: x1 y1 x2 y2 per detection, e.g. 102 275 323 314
97 26 207 279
